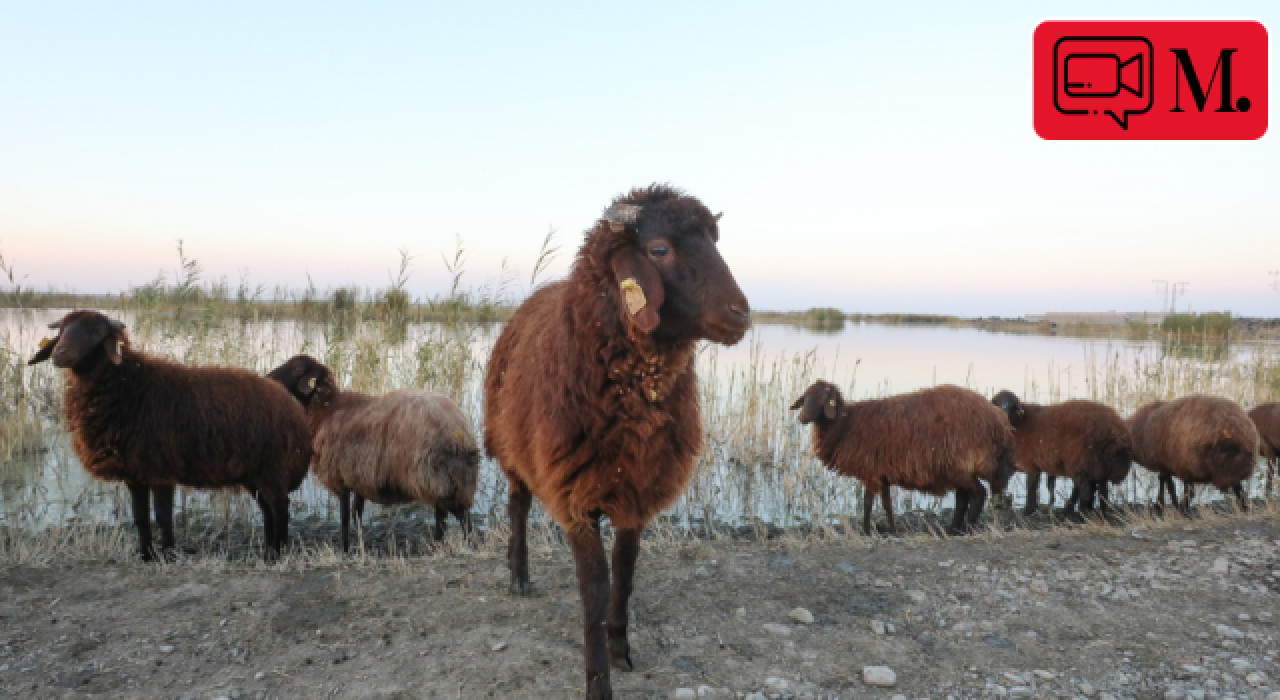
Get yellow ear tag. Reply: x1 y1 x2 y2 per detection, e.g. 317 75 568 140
39 337 51 349
116 340 124 355
308 377 317 389
828 399 836 406
620 277 646 316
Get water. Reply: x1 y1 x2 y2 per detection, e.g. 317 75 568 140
2 308 1276 532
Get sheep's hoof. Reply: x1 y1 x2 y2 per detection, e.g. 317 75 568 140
585 673 613 700
608 637 633 671
1021 507 1038 517
509 579 535 596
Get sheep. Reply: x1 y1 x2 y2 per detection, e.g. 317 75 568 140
990 390 1132 516
28 310 312 560
267 354 479 553
483 184 751 699
1129 395 1259 513
1248 402 1279 495
791 380 1016 535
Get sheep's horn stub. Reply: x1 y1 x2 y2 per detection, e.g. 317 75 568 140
714 211 724 222
108 320 126 332
603 204 643 232
47 320 62 330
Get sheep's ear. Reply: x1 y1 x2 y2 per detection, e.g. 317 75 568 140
610 248 664 334
296 374 318 397
103 334 124 366
824 397 838 421
789 396 805 411
28 335 58 365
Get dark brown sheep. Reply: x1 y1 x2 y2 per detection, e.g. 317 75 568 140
267 355 479 552
791 381 1016 535
1129 395 1259 512
991 391 1132 516
28 310 312 560
483 184 750 699
1248 402 1279 494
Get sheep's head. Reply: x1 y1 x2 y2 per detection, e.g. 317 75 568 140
28 310 128 372
991 390 1026 425
790 380 844 424
267 354 337 407
598 185 750 346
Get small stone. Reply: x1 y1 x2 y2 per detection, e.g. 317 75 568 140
736 607 747 618
1211 557 1230 574
1230 658 1251 670
789 607 814 624
744 694 767 700
862 666 896 687
1009 687 1033 697
1239 613 1252 621
938 561 952 567
254 672 265 680
695 566 709 577
1033 670 1054 680
673 689 696 699
1267 692 1280 700
1246 671 1267 686
871 620 886 635
159 645 175 653
874 579 893 588
696 686 716 697
1215 624 1245 638
1079 682 1096 697
907 590 928 603
491 642 506 652
891 695 907 700
1029 579 1049 594
762 623 791 636
886 623 896 635
991 685 1008 697
764 677 789 690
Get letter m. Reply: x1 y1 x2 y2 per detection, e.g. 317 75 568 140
1170 48 1238 113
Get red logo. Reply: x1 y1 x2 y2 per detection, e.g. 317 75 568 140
1034 21 1268 140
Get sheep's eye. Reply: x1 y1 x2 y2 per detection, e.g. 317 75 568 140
648 244 669 258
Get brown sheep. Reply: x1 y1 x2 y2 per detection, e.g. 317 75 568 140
268 355 479 552
1129 395 1259 512
791 380 1016 535
1248 402 1279 494
29 310 312 560
991 391 1132 516
483 184 750 699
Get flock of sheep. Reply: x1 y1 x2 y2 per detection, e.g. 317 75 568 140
26 185 1280 700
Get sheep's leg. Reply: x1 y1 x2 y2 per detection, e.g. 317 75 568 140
1077 479 1097 515
965 484 988 529
272 496 291 555
1023 471 1041 516
255 494 277 554
507 478 534 595
948 489 969 534
880 481 896 535
1064 480 1081 514
353 494 366 522
339 490 351 553
433 504 448 541
1180 481 1194 516
1232 483 1248 512
1096 481 1111 514
450 504 472 538
152 485 176 559
128 482 156 562
861 482 875 536
1046 474 1057 510
567 519 613 700
607 527 640 671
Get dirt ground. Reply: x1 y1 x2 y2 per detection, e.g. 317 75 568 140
2 512 1279 700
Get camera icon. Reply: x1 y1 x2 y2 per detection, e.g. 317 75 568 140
1054 37 1154 129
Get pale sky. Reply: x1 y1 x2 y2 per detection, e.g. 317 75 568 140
1 1 1276 316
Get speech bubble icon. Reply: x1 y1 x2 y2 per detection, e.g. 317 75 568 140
1054 37 1153 129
